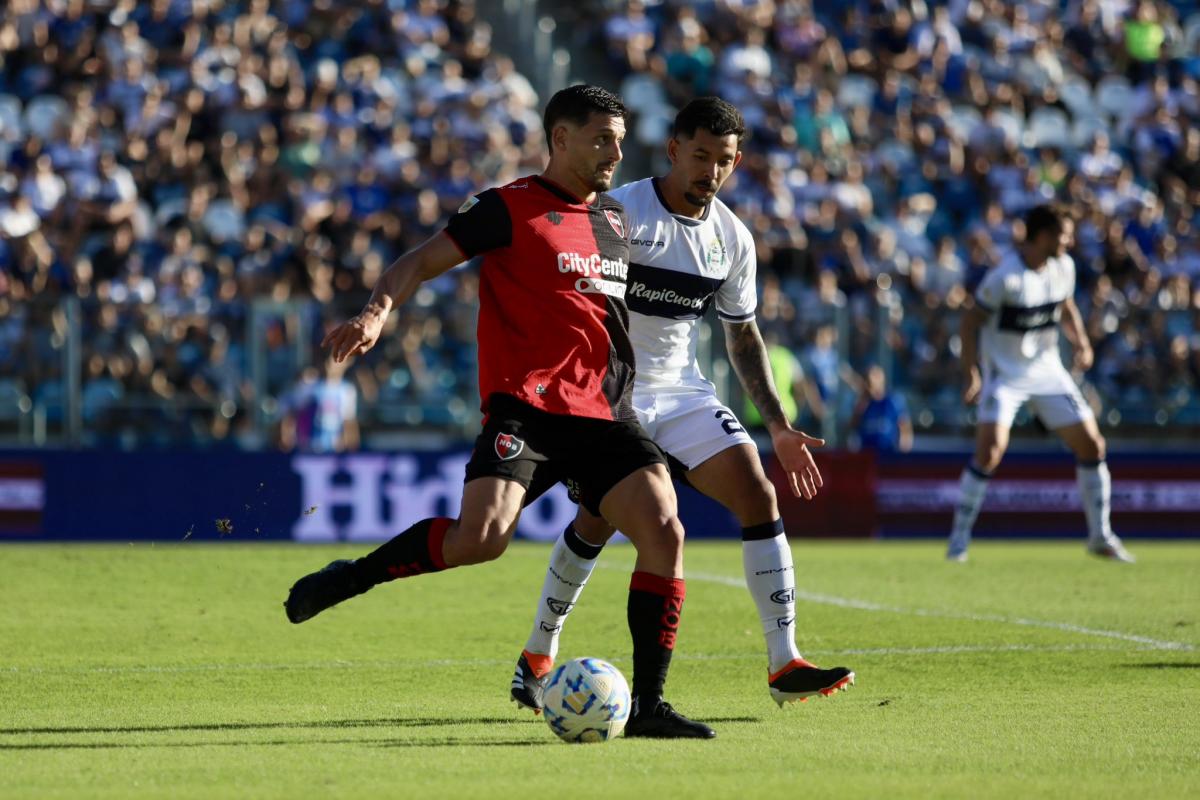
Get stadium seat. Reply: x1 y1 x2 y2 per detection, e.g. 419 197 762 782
1185 15 1200 53
154 198 187 229
1027 107 1070 149
0 94 23 141
947 105 982 141
1071 114 1108 149
836 74 877 111
203 200 247 244
1058 78 1094 118
1095 76 1134 122
990 108 1025 146
22 95 69 140
0 379 30 428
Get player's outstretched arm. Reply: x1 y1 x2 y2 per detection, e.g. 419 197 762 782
959 304 988 404
723 319 824 500
1059 297 1094 372
323 232 465 362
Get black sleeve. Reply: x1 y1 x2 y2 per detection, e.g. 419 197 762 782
443 189 512 257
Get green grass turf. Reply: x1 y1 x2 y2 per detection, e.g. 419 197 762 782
2 541 1198 799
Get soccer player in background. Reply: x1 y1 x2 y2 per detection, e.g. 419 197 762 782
947 204 1134 563
285 85 714 738
510 98 855 712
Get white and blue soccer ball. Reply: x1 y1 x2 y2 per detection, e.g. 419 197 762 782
542 657 631 743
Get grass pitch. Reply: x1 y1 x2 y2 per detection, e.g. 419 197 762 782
2 541 1197 799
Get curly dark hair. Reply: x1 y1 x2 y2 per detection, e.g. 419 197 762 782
1024 204 1066 242
542 84 628 154
672 96 746 144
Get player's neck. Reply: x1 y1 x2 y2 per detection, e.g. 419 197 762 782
655 176 707 219
539 166 597 205
1019 246 1049 271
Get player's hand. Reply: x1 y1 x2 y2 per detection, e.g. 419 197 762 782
771 427 825 500
962 367 982 405
321 309 386 363
1073 345 1094 372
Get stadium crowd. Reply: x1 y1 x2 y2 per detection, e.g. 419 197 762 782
1 0 1199 450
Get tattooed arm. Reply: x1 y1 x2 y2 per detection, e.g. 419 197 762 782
724 319 825 499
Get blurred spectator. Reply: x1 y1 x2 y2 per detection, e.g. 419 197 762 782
279 358 360 454
851 365 914 453
742 329 825 430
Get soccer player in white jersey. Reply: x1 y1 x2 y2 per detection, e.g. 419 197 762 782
947 204 1134 563
510 98 854 712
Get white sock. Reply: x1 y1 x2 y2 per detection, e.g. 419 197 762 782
1076 460 1113 544
949 465 991 547
742 522 802 674
522 524 601 662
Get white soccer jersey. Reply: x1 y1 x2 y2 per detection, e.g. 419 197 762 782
609 178 758 388
974 250 1075 392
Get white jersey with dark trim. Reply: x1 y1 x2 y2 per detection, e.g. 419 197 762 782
608 178 757 388
974 250 1075 392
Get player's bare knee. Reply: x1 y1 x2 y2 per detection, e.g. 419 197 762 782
976 442 1004 473
454 517 510 564
749 474 779 519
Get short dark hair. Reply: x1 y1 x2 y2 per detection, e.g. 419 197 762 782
672 97 746 144
1024 204 1065 242
542 84 628 153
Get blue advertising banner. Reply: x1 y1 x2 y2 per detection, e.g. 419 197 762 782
3 449 1198 541
0 450 739 542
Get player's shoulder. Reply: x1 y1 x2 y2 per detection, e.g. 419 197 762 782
710 196 756 251
482 176 537 201
606 177 653 206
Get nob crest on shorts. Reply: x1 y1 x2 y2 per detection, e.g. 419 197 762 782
494 432 525 460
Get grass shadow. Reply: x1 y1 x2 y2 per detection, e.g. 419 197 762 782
0 735 553 751
1122 662 1200 669
0 716 538 736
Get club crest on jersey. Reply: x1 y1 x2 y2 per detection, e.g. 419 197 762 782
494 432 524 461
604 209 625 238
702 235 727 275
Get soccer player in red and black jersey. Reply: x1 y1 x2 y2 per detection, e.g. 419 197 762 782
284 85 714 739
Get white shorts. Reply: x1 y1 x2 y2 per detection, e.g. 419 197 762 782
633 383 755 471
977 371 1094 430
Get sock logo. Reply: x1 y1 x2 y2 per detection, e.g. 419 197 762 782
754 567 793 575
659 595 683 650
494 433 525 461
770 589 795 605
549 565 584 587
540 621 562 633
777 616 794 628
546 597 574 615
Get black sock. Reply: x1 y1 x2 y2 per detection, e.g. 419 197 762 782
353 517 452 586
627 571 686 702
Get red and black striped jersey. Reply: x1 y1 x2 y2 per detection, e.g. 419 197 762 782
444 175 636 422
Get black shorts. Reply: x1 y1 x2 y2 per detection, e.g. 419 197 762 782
464 393 666 516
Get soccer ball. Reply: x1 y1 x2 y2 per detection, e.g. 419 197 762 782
542 657 631 743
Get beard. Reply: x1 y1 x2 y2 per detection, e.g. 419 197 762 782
578 159 619 191
684 181 718 207
586 162 616 191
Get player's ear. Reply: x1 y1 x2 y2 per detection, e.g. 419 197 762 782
551 122 570 156
732 150 744 171
666 136 678 165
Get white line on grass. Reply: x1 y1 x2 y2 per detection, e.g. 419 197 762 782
0 643 1146 676
678 568 1195 652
